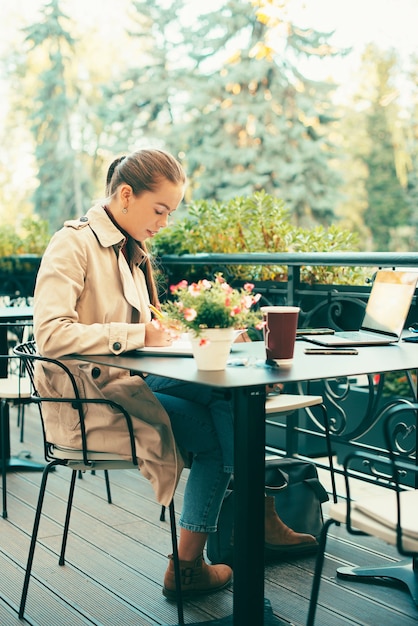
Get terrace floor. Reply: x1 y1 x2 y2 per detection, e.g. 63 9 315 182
0 403 417 626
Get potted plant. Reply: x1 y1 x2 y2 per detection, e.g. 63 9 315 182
161 273 263 370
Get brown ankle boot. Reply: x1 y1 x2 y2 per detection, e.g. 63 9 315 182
163 554 232 599
264 496 318 554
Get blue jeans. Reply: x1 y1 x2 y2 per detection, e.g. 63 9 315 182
146 375 233 533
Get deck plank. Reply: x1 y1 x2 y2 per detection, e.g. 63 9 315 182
0 403 416 625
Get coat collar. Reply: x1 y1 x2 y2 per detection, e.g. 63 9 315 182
85 204 148 266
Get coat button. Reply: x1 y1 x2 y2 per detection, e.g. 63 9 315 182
91 367 101 379
113 341 122 351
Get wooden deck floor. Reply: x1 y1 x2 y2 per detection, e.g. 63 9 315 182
1 403 417 626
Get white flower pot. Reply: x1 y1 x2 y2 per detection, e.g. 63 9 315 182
189 328 236 371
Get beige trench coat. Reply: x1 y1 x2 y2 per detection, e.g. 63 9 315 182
33 205 185 506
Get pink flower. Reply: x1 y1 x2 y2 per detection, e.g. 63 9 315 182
243 282 255 292
230 305 242 317
188 282 202 296
170 279 188 294
183 308 197 321
241 295 254 309
221 282 234 294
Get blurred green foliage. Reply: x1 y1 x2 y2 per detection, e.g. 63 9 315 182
0 217 50 257
382 370 417 398
151 191 366 284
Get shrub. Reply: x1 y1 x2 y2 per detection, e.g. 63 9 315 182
151 191 365 285
0 216 50 257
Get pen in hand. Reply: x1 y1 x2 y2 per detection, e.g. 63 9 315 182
149 304 165 320
149 304 182 340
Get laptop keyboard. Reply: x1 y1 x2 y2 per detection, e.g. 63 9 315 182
337 331 365 339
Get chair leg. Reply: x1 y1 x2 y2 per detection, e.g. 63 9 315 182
168 499 184 625
19 461 58 619
104 469 112 504
19 403 25 443
319 404 337 503
1 400 8 519
306 517 335 626
59 470 77 566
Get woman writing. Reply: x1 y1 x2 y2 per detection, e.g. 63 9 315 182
33 148 316 600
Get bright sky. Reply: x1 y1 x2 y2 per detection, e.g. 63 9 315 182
1 0 417 118
2 0 417 74
3 0 418 50
286 0 418 86
289 0 418 51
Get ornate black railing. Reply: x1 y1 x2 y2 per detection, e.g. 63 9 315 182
161 252 418 486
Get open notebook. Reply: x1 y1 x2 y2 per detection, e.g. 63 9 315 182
137 334 193 356
305 270 418 347
136 329 247 356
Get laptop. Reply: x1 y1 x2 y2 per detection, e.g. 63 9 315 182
304 270 418 347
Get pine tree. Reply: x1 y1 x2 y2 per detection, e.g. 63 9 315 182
20 0 93 231
100 0 187 153
170 0 344 224
402 55 418 249
360 45 410 250
105 0 343 225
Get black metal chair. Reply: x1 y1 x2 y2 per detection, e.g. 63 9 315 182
307 399 418 625
0 348 33 519
264 392 337 503
5 320 34 442
14 340 185 623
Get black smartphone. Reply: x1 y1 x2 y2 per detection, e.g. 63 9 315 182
304 348 358 355
403 335 418 343
296 328 335 336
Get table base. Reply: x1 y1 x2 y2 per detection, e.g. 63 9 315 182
1 402 45 473
4 457 45 472
164 599 289 626
337 559 418 606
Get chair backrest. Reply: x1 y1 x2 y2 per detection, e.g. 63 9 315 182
341 399 418 557
0 321 34 379
382 399 418 556
13 341 138 468
12 339 37 382
3 320 34 348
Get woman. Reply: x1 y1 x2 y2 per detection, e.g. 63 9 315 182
33 148 315 600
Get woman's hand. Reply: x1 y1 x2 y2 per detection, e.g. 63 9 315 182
144 320 178 347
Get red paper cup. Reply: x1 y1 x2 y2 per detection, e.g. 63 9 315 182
261 306 300 367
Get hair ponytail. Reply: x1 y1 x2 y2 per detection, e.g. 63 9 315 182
105 156 126 196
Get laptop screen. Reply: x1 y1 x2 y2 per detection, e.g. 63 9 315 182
361 270 418 337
